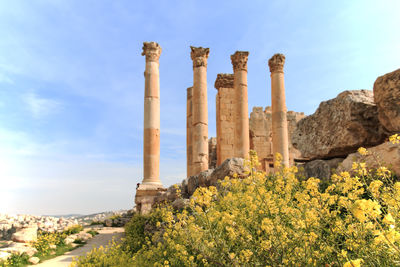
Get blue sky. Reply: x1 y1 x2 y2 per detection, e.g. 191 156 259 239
1 0 399 215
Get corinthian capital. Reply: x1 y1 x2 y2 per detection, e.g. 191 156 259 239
142 42 162 62
214 73 234 89
231 51 249 72
268 53 285 73
190 46 210 68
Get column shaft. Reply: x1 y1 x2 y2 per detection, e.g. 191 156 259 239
186 87 193 177
214 73 235 165
231 51 250 159
269 54 290 167
191 46 210 175
142 42 162 185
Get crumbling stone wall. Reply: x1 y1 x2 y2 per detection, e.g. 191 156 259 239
249 106 306 171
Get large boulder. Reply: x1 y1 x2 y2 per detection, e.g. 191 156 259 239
304 158 344 182
337 141 400 176
292 90 387 159
187 169 213 196
373 68 400 133
206 158 247 186
11 226 37 243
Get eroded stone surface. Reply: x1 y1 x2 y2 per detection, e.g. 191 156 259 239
337 141 400 175
373 68 400 133
292 90 387 159
11 226 37 243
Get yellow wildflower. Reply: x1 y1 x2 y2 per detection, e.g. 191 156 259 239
383 213 395 225
343 259 362 267
358 147 368 156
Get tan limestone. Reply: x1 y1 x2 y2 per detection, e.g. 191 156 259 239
231 51 250 159
191 46 210 175
268 53 290 167
135 42 164 214
141 42 162 185
215 73 235 165
186 87 193 177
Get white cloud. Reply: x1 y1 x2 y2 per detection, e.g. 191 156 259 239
23 91 62 119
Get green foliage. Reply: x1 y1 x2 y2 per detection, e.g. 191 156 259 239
71 239 135 267
64 225 83 235
73 238 86 245
0 253 29 267
109 214 121 220
86 230 99 237
33 231 67 256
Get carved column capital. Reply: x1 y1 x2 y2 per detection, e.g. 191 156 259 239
231 51 249 72
214 74 234 89
190 46 210 68
142 42 162 62
268 53 285 73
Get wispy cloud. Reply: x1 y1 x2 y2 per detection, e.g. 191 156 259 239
23 91 62 119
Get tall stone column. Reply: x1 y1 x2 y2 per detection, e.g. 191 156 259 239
231 51 250 159
268 53 290 167
190 46 210 175
186 87 193 177
141 42 162 185
215 73 235 165
135 42 165 214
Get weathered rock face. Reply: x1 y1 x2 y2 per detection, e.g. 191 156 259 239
337 141 400 175
11 226 37 243
207 158 247 186
187 169 213 196
304 158 344 182
373 68 400 133
292 90 387 159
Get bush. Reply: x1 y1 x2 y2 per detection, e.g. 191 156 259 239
64 225 83 235
32 231 67 256
71 239 135 267
74 135 400 266
0 253 29 267
86 230 99 237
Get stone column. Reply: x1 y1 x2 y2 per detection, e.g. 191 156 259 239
190 46 210 175
268 53 290 167
231 51 250 159
186 87 193 177
135 42 165 215
215 73 235 165
141 42 162 185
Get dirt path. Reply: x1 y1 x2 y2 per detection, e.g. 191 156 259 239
35 227 125 267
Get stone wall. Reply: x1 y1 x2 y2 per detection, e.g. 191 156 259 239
249 106 306 171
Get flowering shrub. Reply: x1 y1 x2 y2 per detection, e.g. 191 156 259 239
32 230 67 256
74 135 400 266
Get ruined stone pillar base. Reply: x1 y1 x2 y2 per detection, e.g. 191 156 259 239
135 184 166 214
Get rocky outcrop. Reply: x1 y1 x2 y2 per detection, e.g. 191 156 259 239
373 68 400 133
11 226 37 243
292 90 387 159
187 169 213 196
153 158 247 207
207 158 247 186
337 141 400 175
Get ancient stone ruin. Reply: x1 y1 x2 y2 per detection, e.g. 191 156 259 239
135 41 295 214
135 41 400 214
